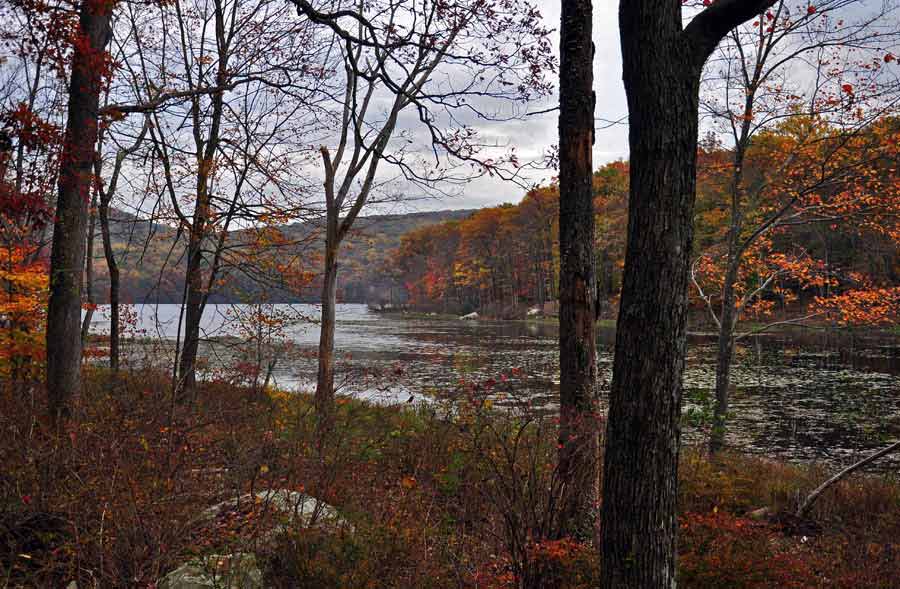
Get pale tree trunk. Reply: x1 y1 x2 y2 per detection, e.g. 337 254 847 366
46 0 113 420
557 0 599 540
601 1 774 586
797 440 900 518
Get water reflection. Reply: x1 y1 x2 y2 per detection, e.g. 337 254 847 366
87 304 900 471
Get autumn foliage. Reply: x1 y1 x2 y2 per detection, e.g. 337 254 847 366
390 163 629 318
0 145 51 383
0 247 47 382
392 119 900 328
691 116 900 330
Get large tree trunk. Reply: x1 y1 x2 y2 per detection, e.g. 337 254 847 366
315 226 340 439
601 1 773 586
46 0 112 419
98 191 120 373
601 65 699 589
557 0 598 540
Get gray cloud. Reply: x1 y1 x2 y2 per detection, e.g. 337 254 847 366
398 1 629 213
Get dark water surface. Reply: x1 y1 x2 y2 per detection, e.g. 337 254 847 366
88 304 900 471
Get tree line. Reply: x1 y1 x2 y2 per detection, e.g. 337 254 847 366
392 117 900 328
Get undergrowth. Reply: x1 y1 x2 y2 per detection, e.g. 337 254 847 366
1 369 898 587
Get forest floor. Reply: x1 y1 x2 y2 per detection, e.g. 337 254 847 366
1 370 899 588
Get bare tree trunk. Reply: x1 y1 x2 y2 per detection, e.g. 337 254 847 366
46 1 112 420
601 1 774 586
80 191 98 344
711 265 738 454
710 87 751 455
178 222 205 398
96 124 147 375
174 0 227 401
797 440 900 519
177 146 214 399
599 247 614 306
315 227 339 439
557 0 598 541
98 190 119 373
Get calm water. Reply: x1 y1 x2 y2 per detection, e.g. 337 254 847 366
87 303 900 470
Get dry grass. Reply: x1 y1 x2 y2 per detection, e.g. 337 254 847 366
1 369 899 588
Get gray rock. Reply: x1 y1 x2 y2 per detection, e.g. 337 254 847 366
160 491 349 588
748 507 771 520
158 553 262 589
460 312 479 320
202 489 346 529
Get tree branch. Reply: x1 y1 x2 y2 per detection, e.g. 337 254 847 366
797 440 900 519
683 0 778 64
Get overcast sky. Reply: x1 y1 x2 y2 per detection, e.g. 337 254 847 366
399 2 629 214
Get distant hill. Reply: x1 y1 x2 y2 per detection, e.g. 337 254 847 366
87 208 474 304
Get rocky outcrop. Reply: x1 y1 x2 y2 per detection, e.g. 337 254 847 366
201 489 346 530
158 490 346 589
158 553 263 589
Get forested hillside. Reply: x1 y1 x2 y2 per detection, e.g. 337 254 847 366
91 209 475 304
392 121 900 324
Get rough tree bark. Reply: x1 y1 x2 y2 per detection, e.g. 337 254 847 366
557 0 598 540
600 1 774 586
46 0 113 419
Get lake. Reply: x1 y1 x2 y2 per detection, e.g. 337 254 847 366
86 303 900 471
